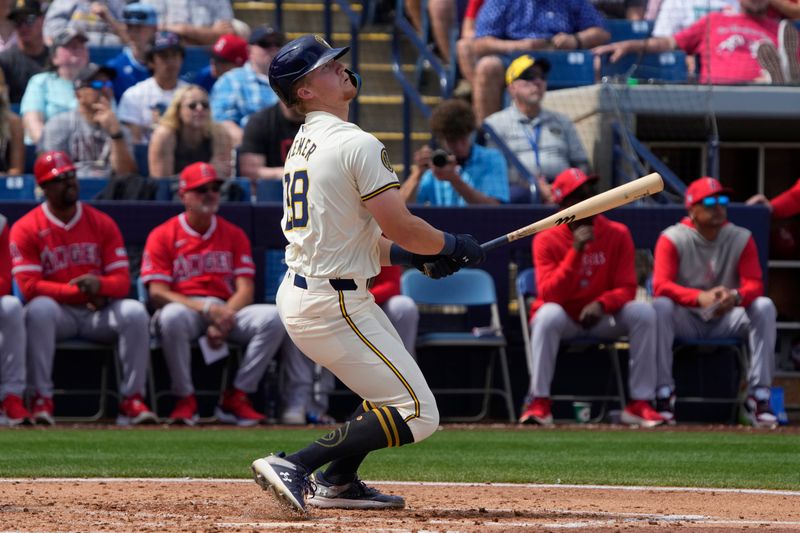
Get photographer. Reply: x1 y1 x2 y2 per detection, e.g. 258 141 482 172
400 98 508 206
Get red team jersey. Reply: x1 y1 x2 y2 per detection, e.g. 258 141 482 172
141 214 256 300
9 203 131 304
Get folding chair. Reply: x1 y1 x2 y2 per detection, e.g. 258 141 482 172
515 267 627 421
401 268 515 422
136 278 240 421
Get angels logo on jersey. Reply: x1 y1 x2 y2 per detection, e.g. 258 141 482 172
40 243 101 276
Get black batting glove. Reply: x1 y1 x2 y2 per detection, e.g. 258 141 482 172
448 234 485 267
422 257 461 279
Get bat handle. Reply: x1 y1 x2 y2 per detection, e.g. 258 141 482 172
481 235 509 252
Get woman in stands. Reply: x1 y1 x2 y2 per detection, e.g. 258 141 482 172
148 84 233 179
0 79 24 175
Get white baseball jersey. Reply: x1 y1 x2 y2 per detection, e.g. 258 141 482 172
281 111 400 279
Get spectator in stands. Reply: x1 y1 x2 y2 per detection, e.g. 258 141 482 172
0 81 25 175
518 168 665 428
118 30 187 143
0 0 48 105
454 0 483 97
140 0 235 45
39 63 136 178
43 0 127 46
239 100 303 184
483 55 590 204
0 0 18 52
467 0 609 122
747 178 800 218
141 161 290 426
105 2 158 102
281 265 420 426
21 27 89 144
210 25 283 146
594 0 793 84
769 0 800 18
590 0 646 19
10 151 157 426
652 177 777 427
0 212 29 426
649 0 737 37
183 33 248 93
148 84 232 179
400 98 508 205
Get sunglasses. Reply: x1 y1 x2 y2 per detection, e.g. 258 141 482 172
701 195 730 207
516 68 546 82
12 14 39 27
50 170 77 183
81 80 113 90
191 182 222 194
186 100 209 111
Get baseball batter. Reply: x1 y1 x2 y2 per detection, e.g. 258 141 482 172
251 34 485 514
0 213 29 426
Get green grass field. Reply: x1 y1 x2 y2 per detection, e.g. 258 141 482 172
1 427 798 490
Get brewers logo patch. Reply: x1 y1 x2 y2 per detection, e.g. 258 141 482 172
380 148 394 173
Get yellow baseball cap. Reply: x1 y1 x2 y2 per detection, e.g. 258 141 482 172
505 54 551 85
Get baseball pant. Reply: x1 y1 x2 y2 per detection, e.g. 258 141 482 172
528 301 657 400
0 295 26 399
277 271 438 443
652 296 776 392
24 296 150 398
281 294 420 415
155 299 286 397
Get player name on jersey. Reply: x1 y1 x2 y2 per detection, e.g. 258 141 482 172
288 135 317 161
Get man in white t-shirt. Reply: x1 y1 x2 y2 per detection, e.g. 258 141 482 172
651 0 738 37
117 30 187 143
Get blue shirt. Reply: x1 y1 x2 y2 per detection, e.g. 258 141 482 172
20 72 76 121
210 63 278 128
417 143 509 206
106 48 151 102
182 65 216 93
475 0 606 40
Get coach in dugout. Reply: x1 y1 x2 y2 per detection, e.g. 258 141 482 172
141 162 295 426
519 168 664 428
652 177 777 428
9 151 156 426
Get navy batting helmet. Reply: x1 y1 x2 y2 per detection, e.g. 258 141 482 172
269 34 359 106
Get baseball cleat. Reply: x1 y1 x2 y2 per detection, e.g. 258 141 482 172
620 400 665 428
0 394 32 426
31 395 55 426
167 394 199 426
251 453 313 515
116 394 158 426
308 471 405 509
216 388 265 427
655 392 676 425
743 394 778 429
518 397 553 426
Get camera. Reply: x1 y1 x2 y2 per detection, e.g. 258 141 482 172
431 149 450 168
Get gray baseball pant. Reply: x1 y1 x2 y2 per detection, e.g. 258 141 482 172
527 301 658 400
652 296 776 392
0 295 26 398
282 295 420 413
155 299 286 396
24 296 151 398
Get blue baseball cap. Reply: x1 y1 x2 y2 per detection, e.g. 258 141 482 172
123 3 158 26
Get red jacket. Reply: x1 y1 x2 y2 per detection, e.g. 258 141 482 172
653 218 763 308
771 178 800 219
370 265 401 305
531 215 636 321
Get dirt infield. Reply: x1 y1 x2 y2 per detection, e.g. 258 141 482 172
1 478 799 531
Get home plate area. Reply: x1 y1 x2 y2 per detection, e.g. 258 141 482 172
0 479 798 531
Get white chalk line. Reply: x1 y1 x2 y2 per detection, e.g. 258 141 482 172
1 477 799 497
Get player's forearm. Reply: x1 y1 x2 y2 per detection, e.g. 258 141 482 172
225 286 254 313
385 216 447 255
98 271 130 299
17 275 85 304
149 285 207 313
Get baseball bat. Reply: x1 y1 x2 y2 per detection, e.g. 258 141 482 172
480 172 664 251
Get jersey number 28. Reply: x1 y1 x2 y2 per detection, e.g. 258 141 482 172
284 170 309 231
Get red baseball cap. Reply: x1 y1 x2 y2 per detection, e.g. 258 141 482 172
179 162 221 193
212 34 248 66
551 168 597 204
34 150 76 185
684 177 733 209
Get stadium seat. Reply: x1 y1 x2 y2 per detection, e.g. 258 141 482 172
600 51 688 82
516 267 627 421
133 144 149 177
77 177 109 201
401 268 515 422
89 45 123 66
530 51 596 90
24 144 36 175
0 175 36 200
606 19 653 43
255 179 283 202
